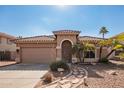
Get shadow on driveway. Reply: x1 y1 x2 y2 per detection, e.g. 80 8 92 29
0 63 49 71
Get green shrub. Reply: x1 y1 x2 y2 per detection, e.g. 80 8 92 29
119 53 124 59
50 61 69 71
100 58 109 63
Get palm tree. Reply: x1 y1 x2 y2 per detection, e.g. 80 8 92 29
99 27 109 39
99 27 109 61
72 43 83 62
72 43 95 63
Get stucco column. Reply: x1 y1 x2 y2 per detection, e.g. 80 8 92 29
72 55 78 63
56 46 62 61
15 48 21 63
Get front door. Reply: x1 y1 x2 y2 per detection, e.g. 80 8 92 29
62 40 72 62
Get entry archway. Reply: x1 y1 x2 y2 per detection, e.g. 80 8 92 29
61 40 72 62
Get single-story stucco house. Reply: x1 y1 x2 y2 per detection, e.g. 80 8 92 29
15 30 115 63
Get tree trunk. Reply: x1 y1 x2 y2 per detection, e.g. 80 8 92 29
99 46 103 62
78 55 82 63
82 53 84 63
103 34 104 39
106 49 115 58
77 52 82 63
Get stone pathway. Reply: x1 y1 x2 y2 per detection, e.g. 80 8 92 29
40 65 88 88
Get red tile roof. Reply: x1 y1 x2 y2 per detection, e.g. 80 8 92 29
79 36 103 41
53 30 80 35
16 35 56 43
0 32 16 39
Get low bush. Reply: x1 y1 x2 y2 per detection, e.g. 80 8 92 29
50 61 69 71
119 53 124 59
43 72 53 83
100 58 109 64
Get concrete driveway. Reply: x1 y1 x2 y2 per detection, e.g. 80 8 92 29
0 63 48 88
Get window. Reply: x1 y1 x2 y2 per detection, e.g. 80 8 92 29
7 39 12 44
115 50 124 56
85 51 95 58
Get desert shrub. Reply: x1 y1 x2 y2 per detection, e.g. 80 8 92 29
100 58 109 64
119 53 124 59
50 61 69 71
43 72 52 83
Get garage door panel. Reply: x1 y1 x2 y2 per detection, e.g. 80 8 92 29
22 48 56 63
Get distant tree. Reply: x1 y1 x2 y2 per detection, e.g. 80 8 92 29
99 27 109 61
99 27 109 39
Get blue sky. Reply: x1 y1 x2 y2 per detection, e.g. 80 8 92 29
0 5 124 38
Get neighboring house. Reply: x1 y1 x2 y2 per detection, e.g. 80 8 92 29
15 30 113 63
0 32 17 61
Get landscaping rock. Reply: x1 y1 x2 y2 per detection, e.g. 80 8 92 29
79 69 84 72
46 83 58 88
107 70 117 75
73 80 84 88
77 75 84 78
59 80 69 84
73 69 78 72
72 78 80 84
73 72 79 75
80 71 85 74
68 75 76 79
58 68 64 72
60 82 72 88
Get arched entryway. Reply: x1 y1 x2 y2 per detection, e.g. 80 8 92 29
61 40 72 62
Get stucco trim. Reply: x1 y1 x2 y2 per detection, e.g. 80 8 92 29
56 57 61 61
56 46 61 49
60 39 73 47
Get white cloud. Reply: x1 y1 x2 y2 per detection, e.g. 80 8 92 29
41 17 58 25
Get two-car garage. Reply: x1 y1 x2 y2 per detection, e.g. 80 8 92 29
21 47 56 64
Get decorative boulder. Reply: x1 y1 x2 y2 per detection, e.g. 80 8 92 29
58 68 64 72
107 70 117 75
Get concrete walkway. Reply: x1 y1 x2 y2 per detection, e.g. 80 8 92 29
0 63 48 88
0 61 16 67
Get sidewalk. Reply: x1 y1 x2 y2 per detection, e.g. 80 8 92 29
0 61 16 67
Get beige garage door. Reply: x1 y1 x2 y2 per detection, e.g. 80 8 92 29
21 48 56 63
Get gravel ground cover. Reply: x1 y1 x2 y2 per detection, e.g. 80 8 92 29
81 61 124 88
35 61 124 88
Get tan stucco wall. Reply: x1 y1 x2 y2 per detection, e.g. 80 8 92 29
101 48 108 58
0 37 17 51
96 47 109 58
56 35 78 61
21 47 56 63
16 32 111 63
56 35 77 46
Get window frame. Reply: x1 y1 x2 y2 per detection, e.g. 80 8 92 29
84 50 95 58
7 38 12 45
